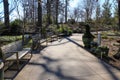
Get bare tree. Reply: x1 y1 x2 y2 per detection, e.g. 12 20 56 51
102 0 112 25
82 0 97 22
56 0 59 27
118 0 120 30
47 0 52 24
65 0 72 23
65 0 68 23
69 4 85 22
38 0 42 25
3 0 9 29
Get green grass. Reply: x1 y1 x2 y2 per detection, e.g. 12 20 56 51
24 39 32 48
0 35 22 46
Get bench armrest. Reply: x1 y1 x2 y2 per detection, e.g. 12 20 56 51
8 51 19 60
9 51 18 54
16 52 19 60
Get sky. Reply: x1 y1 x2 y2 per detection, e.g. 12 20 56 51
70 0 80 8
0 0 116 21
69 0 114 8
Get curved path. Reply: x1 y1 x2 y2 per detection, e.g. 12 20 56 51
14 34 120 80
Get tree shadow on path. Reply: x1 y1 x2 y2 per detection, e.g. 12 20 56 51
66 37 120 80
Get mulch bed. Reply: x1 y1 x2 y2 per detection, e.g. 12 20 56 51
101 37 120 69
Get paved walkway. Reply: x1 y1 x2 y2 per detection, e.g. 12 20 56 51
14 34 120 80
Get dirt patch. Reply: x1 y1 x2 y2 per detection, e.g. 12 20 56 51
100 37 120 69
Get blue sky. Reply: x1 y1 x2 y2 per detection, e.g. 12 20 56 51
70 0 80 8
0 0 116 21
69 0 113 8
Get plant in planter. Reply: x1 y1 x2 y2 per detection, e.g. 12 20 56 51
90 41 98 53
94 46 109 58
100 46 109 57
82 24 95 49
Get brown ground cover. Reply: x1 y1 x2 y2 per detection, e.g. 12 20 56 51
101 37 120 69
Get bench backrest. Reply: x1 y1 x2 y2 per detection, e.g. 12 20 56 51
1 40 23 59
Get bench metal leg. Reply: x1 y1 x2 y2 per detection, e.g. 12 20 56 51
16 59 20 70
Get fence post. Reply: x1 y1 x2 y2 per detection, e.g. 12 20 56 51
98 32 101 46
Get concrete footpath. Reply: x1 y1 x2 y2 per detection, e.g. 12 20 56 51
14 34 120 80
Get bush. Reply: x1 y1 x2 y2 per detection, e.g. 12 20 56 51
58 25 72 36
68 19 75 24
82 24 95 48
102 33 108 39
91 41 98 48
73 27 82 33
1 19 23 35
10 19 23 35
93 46 109 57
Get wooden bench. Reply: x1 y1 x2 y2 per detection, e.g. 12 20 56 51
50 35 58 42
0 40 32 70
58 33 64 39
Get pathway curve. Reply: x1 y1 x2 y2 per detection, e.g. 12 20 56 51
14 34 120 80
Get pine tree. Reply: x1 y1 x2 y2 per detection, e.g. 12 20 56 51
102 0 112 25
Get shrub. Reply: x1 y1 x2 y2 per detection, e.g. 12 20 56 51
82 24 95 49
58 25 72 36
10 19 23 35
91 41 98 48
68 19 75 24
102 33 108 39
94 46 109 57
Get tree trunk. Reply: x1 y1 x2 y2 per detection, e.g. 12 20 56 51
47 0 51 24
65 0 68 23
38 0 42 34
3 0 9 29
56 0 59 28
118 0 120 30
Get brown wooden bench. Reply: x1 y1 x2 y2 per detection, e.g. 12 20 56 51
50 35 58 42
0 40 32 70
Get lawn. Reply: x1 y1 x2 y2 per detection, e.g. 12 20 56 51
0 35 22 46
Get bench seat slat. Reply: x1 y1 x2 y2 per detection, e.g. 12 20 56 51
6 48 31 61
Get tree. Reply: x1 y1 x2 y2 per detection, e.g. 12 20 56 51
65 0 72 23
70 6 84 22
65 0 68 23
82 0 97 22
96 2 101 22
118 0 120 30
3 0 9 29
102 0 112 25
113 0 118 26
56 0 59 27
38 0 42 32
47 0 52 24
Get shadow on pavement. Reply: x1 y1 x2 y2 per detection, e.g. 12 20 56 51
4 58 30 80
66 37 120 80
28 56 79 80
